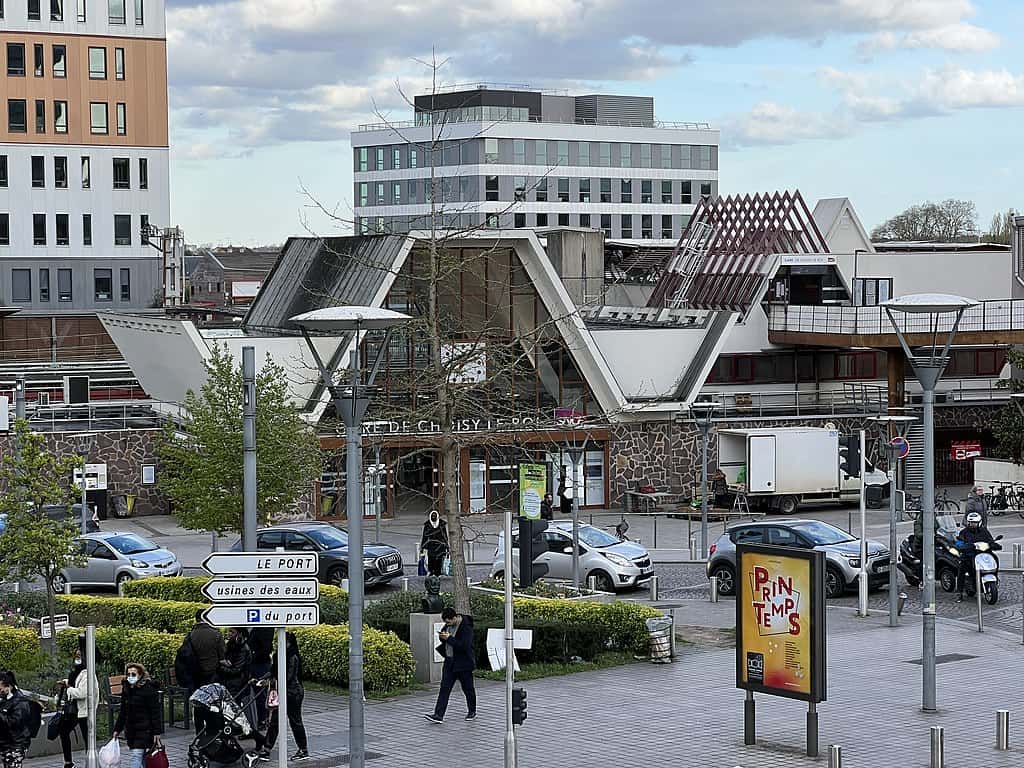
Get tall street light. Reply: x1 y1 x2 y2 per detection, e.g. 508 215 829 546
690 400 718 559
882 293 977 712
290 306 411 768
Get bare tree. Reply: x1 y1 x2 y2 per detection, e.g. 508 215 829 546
986 208 1018 245
871 199 978 242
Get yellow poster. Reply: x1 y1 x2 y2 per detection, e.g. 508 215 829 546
737 547 816 699
518 463 547 520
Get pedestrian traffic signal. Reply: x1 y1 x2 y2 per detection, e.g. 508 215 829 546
512 687 527 725
839 434 861 478
518 518 549 587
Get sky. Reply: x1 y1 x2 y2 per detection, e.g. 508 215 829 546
166 0 1024 246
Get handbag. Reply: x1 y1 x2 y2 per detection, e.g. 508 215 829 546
267 689 279 709
47 694 76 741
442 556 452 576
417 551 428 576
145 744 169 768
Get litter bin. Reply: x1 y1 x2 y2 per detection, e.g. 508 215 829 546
866 483 886 509
645 616 673 664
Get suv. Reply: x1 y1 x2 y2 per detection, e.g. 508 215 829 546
706 518 890 599
489 521 654 592
237 522 404 588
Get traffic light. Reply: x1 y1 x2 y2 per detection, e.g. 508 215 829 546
518 518 549 587
512 687 527 725
838 434 861 478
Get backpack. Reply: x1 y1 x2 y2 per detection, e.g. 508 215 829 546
27 699 43 739
174 635 197 689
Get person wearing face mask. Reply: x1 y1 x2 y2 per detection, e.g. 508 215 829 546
56 638 99 768
112 664 163 768
419 510 449 577
217 627 253 700
0 670 35 768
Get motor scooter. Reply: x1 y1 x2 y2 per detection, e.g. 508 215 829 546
950 535 1003 605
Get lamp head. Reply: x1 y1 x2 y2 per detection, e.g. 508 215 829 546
288 306 411 332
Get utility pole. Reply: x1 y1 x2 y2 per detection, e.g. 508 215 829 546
242 346 257 550
857 429 868 617
503 502 517 768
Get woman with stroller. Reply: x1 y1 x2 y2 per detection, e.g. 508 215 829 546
217 628 253 699
112 663 163 768
56 636 99 768
252 633 309 762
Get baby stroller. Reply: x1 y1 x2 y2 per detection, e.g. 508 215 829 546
188 683 260 768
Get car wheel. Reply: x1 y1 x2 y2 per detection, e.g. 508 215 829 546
777 495 799 516
327 566 348 587
116 572 134 588
938 566 957 593
985 583 998 605
588 570 615 593
825 566 845 599
51 574 69 594
710 563 735 596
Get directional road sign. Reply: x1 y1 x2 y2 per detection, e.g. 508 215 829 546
202 552 318 576
201 577 320 603
890 436 910 460
202 604 320 628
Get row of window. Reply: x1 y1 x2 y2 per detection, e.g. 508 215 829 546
1 154 148 189
6 98 126 135
0 212 148 246
0 0 143 24
5 42 125 80
355 139 717 173
8 266 132 304
355 212 690 240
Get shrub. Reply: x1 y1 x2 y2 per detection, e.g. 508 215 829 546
0 591 50 619
57 595 204 634
0 626 45 674
56 627 182 680
316 585 348 625
283 625 415 692
513 598 661 653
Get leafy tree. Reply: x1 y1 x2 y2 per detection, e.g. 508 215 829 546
871 199 978 242
0 420 84 636
994 348 1024 462
157 344 322 534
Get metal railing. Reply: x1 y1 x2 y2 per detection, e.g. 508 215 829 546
768 300 1024 336
25 401 164 432
357 115 715 132
703 384 887 418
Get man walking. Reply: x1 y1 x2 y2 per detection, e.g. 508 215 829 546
424 608 476 723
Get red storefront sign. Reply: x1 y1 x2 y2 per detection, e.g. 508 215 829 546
950 441 982 461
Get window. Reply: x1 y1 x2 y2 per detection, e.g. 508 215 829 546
485 175 499 202
58 268 72 301
7 43 25 76
534 139 546 165
835 352 877 379
31 156 45 187
28 0 40 19
580 213 591 228
134 0 142 23
557 177 569 203
375 146 384 170
35 100 45 133
357 182 368 207
11 270 31 303
55 213 69 245
640 144 652 168
33 213 46 245
0 156 6 187
620 214 632 238
513 139 525 165
54 156 67 187
356 147 368 172
50 0 62 19
600 178 611 203
700 182 712 198
620 179 632 203
641 214 653 239
114 47 124 80
108 0 125 23
599 143 610 167
375 181 384 204
557 141 568 166
536 213 548 227
88 47 106 79
661 144 672 169
681 180 692 204
112 157 130 188
513 176 526 202
113 214 131 245
139 214 148 243
77 0 85 21
619 143 630 166
53 101 67 133
389 146 400 170
8 100 27 132
514 213 526 228
641 179 652 203
392 181 401 205
534 177 547 202
661 180 673 204
852 277 893 307
39 269 49 301
577 142 590 166
52 45 66 77
82 214 91 245
600 214 611 237
661 214 673 239
119 268 130 301
578 178 590 203
90 103 108 134
81 156 91 188
94 269 112 301
116 103 126 135
138 157 147 189
558 213 569 227
33 43 43 76
484 138 499 163
0 214 8 245
409 147 418 168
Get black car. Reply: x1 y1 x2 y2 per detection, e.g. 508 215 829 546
42 504 100 533
239 522 404 588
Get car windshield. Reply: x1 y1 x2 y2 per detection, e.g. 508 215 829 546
104 534 158 555
577 526 620 549
305 527 348 550
789 521 854 546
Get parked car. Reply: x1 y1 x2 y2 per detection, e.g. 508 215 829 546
54 531 182 592
489 520 655 592
42 504 100 533
233 522 404 588
705 518 890 599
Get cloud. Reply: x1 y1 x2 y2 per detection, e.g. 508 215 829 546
858 23 1000 55
723 101 853 147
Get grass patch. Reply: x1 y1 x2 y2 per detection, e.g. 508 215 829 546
475 651 639 682
303 679 428 701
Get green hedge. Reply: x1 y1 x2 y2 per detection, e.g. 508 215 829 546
56 627 181 679
58 595 204 634
0 626 45 673
122 577 350 625
513 598 661 654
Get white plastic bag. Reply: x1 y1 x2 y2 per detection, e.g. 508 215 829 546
98 738 121 767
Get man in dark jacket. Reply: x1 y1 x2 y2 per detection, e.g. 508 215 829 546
424 609 476 723
955 511 998 602
182 610 225 691
248 628 274 728
0 670 34 768
217 628 253 699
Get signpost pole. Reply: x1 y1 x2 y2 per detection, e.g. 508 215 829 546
242 346 257 551
503 504 516 768
569 448 583 593
888 443 899 627
744 691 755 745
85 625 98 768
858 429 868 617
277 626 288 768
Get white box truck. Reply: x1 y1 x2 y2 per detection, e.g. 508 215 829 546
717 427 884 515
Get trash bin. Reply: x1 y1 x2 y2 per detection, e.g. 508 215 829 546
645 616 673 663
866 483 886 509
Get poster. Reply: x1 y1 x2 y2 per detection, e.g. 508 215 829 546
736 544 826 703
518 463 547 520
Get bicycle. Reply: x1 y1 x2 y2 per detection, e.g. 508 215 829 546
934 488 960 512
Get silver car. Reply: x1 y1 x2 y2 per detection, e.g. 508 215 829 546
705 518 890 599
490 521 655 592
55 531 182 592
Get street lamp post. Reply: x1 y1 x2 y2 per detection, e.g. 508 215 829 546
290 307 411 768
882 293 977 712
869 415 917 627
689 400 718 559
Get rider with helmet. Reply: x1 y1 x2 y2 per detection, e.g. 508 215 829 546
955 511 997 602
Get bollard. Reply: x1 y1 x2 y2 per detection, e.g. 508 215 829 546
689 535 698 561
64 582 72 596
898 591 908 616
1014 543 1022 569
930 725 945 768
649 575 659 601
976 568 984 633
828 745 842 768
341 578 349 593
401 577 410 592
117 580 124 598
653 515 658 549
996 710 1010 751
668 612 677 659
588 575 597 592
710 575 719 603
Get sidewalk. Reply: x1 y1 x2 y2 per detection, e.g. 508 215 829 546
29 604 1024 768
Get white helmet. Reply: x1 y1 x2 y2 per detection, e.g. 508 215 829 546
966 512 982 528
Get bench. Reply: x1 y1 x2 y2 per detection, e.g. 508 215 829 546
164 668 191 729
